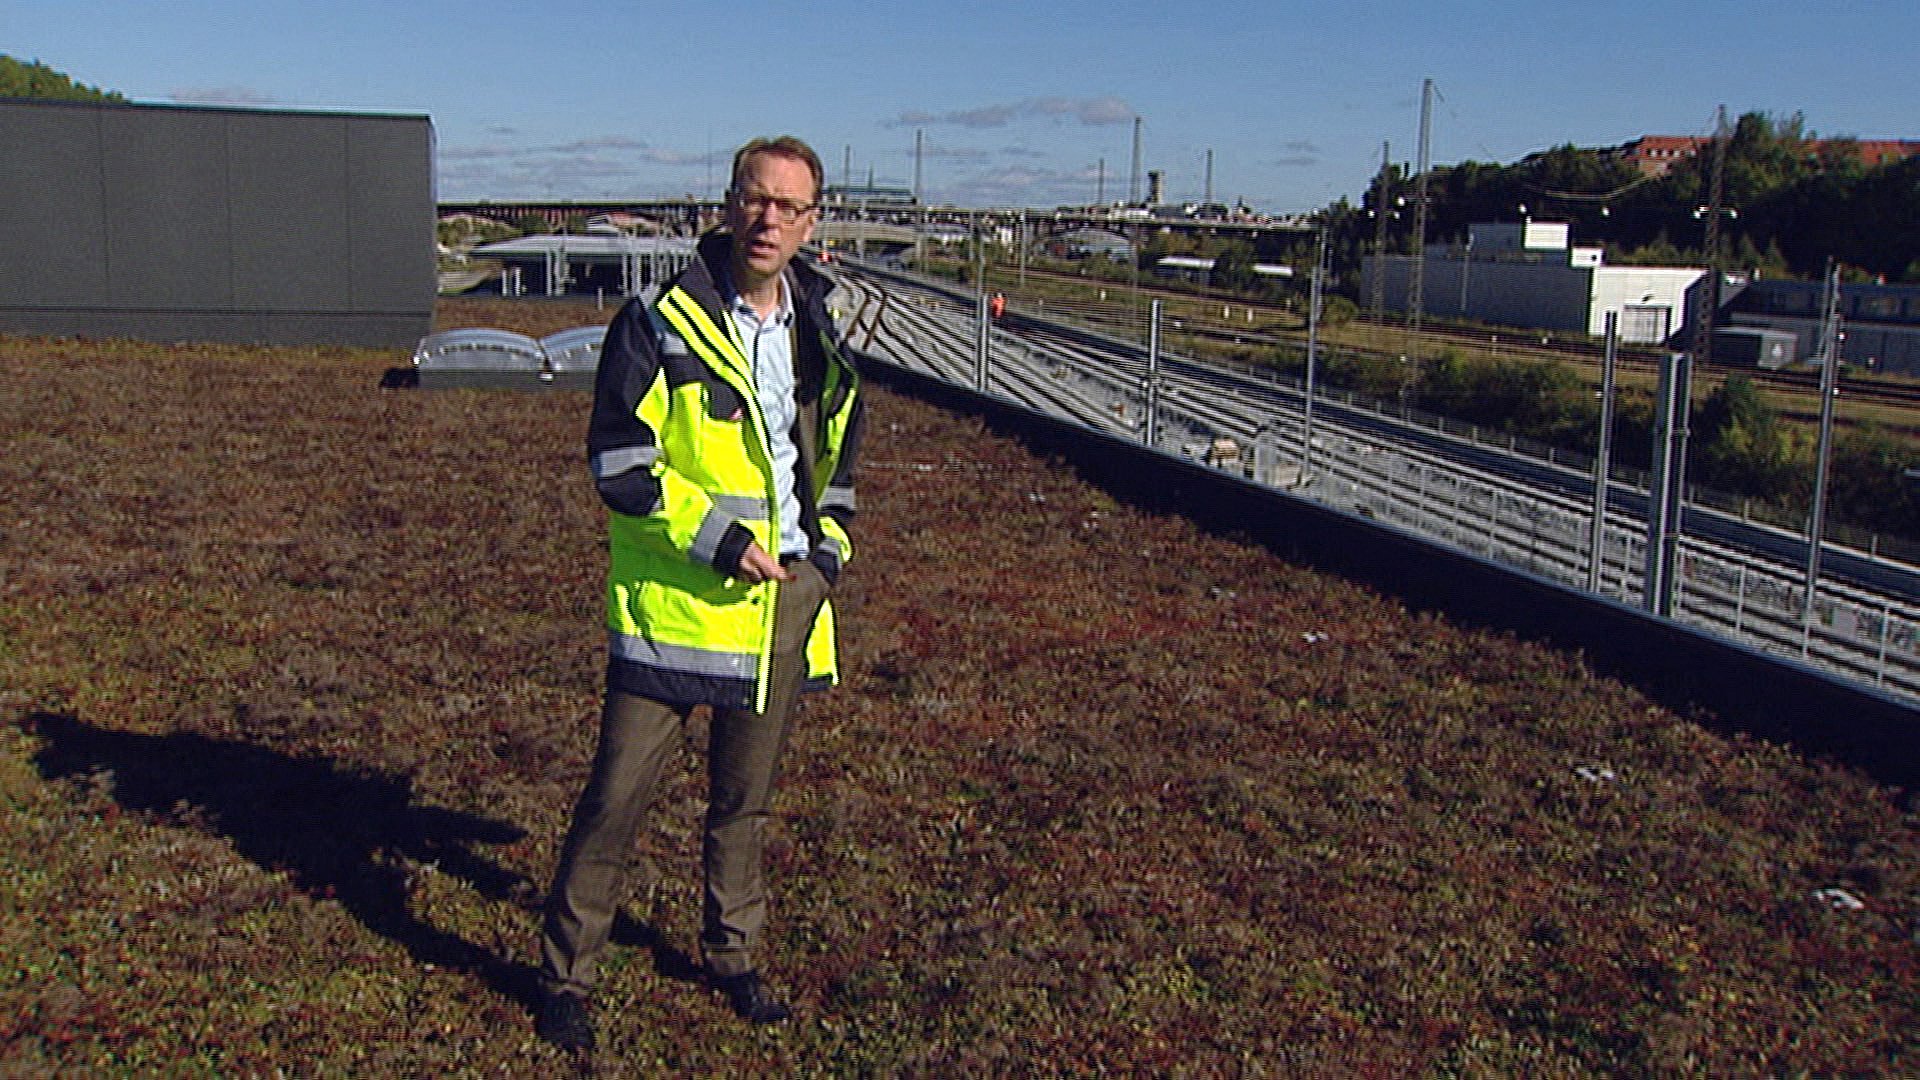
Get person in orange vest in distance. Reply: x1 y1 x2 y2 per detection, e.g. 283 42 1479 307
989 291 1006 320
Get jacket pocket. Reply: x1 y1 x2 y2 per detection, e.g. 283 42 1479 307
705 379 747 422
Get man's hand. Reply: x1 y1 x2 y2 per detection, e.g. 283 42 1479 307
737 541 793 585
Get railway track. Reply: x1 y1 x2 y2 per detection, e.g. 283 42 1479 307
832 261 1920 702
963 262 1920 416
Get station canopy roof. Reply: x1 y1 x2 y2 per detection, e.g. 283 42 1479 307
471 234 695 260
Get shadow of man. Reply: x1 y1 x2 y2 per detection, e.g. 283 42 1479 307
23 711 543 1005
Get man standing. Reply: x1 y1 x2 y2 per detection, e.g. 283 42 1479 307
536 135 862 1052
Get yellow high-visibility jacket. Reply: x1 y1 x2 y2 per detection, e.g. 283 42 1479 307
586 232 862 712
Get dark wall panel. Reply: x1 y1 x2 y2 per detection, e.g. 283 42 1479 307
0 99 433 347
230 111 352 311
100 107 232 307
347 117 437 312
0 106 108 303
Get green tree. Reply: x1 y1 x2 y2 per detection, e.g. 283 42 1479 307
1827 425 1920 539
1414 352 1587 440
1693 376 1807 504
1140 231 1201 265
1210 241 1258 292
0 55 123 101
1611 232 1690 267
1318 294 1358 327
1342 110 1918 285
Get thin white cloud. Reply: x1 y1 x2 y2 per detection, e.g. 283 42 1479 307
439 144 520 162
930 162 1107 208
436 134 729 200
1037 96 1134 126
443 137 721 165
1272 139 1320 168
542 138 720 167
550 136 652 153
892 96 1135 130
168 86 278 107
916 142 994 163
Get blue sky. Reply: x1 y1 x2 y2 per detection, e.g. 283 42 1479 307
8 0 1917 213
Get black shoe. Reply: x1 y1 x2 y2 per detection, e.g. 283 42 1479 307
713 971 792 1023
535 992 596 1054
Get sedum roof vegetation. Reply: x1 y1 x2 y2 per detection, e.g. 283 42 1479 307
2 297 1916 1075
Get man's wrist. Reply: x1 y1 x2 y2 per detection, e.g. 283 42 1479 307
713 522 754 576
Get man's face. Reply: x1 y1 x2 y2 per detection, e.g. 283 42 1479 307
725 151 818 288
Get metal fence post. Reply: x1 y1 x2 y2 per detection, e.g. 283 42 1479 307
1589 312 1618 594
1145 299 1162 449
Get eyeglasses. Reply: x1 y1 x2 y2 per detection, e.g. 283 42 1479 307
730 190 818 225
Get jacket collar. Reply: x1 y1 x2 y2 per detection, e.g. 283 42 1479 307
689 230 830 326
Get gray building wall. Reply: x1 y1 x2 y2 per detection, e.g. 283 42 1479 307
1363 249 1702 345
1364 254 1594 334
0 99 434 347
1727 313 1920 376
1722 280 1920 377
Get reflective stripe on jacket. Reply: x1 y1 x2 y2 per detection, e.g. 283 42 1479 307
586 231 862 712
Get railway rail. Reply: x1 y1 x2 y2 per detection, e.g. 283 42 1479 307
956 261 1920 415
832 261 1920 703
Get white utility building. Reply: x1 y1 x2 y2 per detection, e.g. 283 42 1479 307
1364 221 1708 345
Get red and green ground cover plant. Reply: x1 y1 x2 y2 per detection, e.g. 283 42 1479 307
2 298 1917 1075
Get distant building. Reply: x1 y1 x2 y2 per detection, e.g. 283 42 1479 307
1154 255 1215 283
471 234 694 298
1041 228 1134 262
1849 140 1920 168
1152 255 1293 285
1605 134 1920 177
582 211 665 235
1723 278 1920 377
916 222 971 245
438 211 507 231
823 183 917 210
1712 326 1800 370
1363 221 1707 345
1608 135 1711 177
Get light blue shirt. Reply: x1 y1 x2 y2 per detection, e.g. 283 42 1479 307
730 275 809 559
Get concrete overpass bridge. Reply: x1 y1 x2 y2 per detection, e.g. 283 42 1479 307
441 200 1312 256
440 199 717 235
814 219 920 260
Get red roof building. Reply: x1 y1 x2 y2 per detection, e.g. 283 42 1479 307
1613 135 1710 176
1609 134 1919 176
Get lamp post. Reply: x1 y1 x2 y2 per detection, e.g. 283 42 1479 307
1589 312 1619 594
1302 222 1328 483
973 208 989 393
1803 261 1843 651
1018 207 1028 290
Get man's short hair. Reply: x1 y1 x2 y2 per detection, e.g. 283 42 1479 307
731 136 825 202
